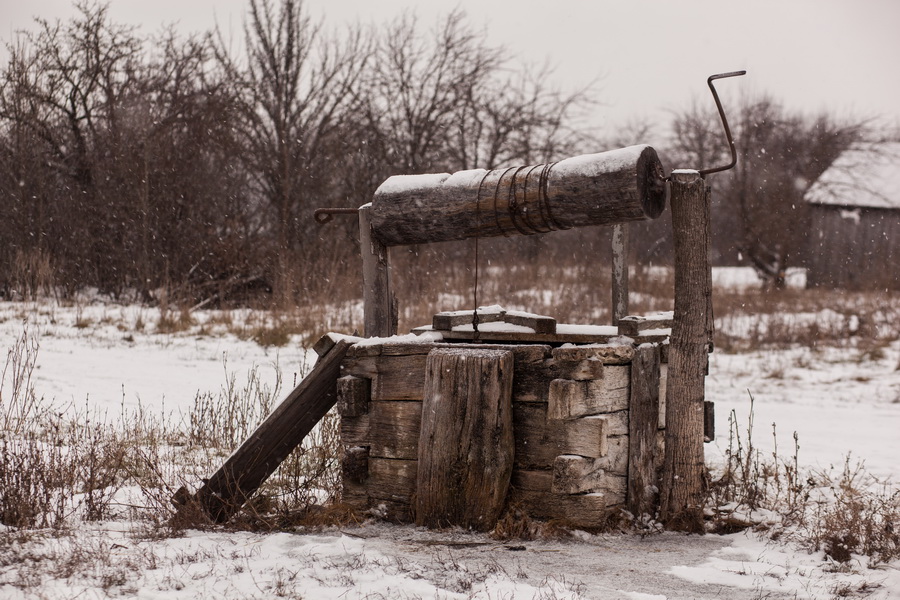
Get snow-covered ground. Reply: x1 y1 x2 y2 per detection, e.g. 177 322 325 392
1 289 899 600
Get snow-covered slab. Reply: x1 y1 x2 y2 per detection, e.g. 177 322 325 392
432 305 556 334
432 305 507 330
618 312 674 336
410 322 659 346
450 321 534 333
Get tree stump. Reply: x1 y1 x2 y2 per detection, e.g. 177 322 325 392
415 348 514 531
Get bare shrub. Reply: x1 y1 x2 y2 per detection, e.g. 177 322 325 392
1 324 44 433
12 249 55 301
155 303 195 334
707 395 809 532
805 460 900 565
264 409 342 515
188 361 279 451
69 414 128 522
705 394 899 566
0 332 130 528
0 434 73 529
8 321 335 535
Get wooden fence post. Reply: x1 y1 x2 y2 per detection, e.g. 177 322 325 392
359 204 396 338
659 170 712 532
611 223 630 325
627 343 661 518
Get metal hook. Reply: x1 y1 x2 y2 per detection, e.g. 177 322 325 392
697 70 746 177
314 207 359 224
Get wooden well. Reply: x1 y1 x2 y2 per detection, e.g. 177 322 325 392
334 310 683 530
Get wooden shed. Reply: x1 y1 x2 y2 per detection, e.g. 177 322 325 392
804 142 900 289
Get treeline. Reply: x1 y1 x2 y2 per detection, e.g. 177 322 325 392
0 1 590 305
0 0 880 306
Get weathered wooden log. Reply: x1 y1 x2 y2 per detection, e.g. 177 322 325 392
547 367 631 420
612 223 630 324
415 348 515 531
627 344 661 518
370 145 667 246
513 404 613 469
336 375 370 417
341 400 423 460
660 170 712 532
359 204 396 337
510 470 626 527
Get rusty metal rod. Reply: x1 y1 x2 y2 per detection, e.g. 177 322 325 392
697 70 747 177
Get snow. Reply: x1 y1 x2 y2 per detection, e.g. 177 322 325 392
706 345 900 481
443 168 488 188
351 331 443 347
0 303 312 415
631 311 674 322
374 172 450 196
553 145 647 178
805 142 900 209
712 266 807 290
437 305 505 318
1 298 899 599
451 322 534 333
556 324 620 336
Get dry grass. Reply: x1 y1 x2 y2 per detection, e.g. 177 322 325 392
1 266 898 578
12 248 55 301
713 287 900 352
0 324 341 537
706 395 900 566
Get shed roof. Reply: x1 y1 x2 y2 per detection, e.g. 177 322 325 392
805 142 900 209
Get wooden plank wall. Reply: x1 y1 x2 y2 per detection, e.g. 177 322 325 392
806 205 900 289
338 340 668 529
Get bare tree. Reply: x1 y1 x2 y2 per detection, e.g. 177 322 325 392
447 62 594 170
216 0 370 302
668 93 865 284
360 9 502 176
0 3 260 300
0 2 143 294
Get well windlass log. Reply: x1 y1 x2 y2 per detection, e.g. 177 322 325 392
370 145 667 247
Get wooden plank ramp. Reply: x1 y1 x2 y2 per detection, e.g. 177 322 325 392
173 339 350 523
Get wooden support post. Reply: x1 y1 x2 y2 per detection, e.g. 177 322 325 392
627 344 661 518
416 348 515 531
359 204 396 338
175 340 351 523
659 170 712 532
612 223 630 325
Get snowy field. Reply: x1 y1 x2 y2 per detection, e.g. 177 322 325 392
1 283 899 599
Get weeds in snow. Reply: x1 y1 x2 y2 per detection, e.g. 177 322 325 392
0 322 339 537
0 323 43 433
706 392 900 566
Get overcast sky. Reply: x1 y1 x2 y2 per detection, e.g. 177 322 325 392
3 0 899 146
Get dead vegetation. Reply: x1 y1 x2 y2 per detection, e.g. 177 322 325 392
0 276 898 592
0 323 344 540
706 394 900 567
